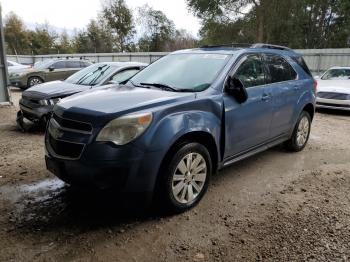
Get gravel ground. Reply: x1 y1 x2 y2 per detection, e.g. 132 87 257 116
0 89 350 261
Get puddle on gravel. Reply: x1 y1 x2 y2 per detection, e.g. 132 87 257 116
0 178 151 229
0 178 66 204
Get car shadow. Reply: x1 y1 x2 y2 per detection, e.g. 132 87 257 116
316 108 350 116
2 145 290 235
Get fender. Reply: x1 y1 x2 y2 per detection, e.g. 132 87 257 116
290 87 316 133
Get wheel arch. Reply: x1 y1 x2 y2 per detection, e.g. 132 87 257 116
162 131 219 173
302 103 315 121
27 75 44 86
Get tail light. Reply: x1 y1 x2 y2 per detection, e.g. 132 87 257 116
313 79 317 92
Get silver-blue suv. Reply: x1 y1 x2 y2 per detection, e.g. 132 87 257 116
45 44 316 212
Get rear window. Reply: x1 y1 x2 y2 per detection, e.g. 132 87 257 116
265 54 297 83
292 56 312 77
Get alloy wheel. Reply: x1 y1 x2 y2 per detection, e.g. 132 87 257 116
172 152 207 204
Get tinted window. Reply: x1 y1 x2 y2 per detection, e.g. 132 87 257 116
53 61 66 69
66 61 82 68
292 56 312 76
265 55 297 83
233 55 266 88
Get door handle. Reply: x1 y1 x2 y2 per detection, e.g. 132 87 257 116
293 85 301 91
261 94 270 101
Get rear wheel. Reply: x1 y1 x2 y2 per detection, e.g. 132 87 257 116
28 76 43 87
285 111 311 152
159 142 212 213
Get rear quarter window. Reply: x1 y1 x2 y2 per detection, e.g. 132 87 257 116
292 56 312 77
265 54 297 83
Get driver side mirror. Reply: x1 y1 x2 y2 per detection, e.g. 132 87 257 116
225 76 248 103
48 66 55 72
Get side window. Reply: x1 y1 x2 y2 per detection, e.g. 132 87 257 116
265 55 297 83
66 61 81 68
233 55 266 88
111 68 140 84
52 61 66 69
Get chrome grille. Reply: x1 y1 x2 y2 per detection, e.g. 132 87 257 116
317 92 349 100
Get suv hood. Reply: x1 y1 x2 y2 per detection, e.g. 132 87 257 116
317 80 350 94
23 81 90 100
55 85 195 125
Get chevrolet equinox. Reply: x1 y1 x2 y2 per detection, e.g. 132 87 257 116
45 44 316 212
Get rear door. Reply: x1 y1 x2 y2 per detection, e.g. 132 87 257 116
63 61 83 79
263 54 299 137
223 54 273 158
44 61 68 82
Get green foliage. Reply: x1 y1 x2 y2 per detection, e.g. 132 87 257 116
3 1 197 55
4 12 31 55
102 0 135 52
187 0 350 48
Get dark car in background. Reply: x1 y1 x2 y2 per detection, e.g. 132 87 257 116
17 62 147 129
9 59 91 89
45 44 316 212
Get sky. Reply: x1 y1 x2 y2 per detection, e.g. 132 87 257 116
1 0 201 37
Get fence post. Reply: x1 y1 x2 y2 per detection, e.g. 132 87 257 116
317 53 322 75
149 54 152 64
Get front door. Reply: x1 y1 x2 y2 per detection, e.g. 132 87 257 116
223 54 273 158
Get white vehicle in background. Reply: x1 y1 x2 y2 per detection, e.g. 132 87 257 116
7 60 31 73
315 67 350 111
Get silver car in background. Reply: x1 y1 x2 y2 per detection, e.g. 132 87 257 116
315 67 350 111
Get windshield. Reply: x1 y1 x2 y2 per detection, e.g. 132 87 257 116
321 69 350 80
34 60 53 70
130 53 231 91
65 64 119 86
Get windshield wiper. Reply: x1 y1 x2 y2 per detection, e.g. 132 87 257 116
140 82 178 92
76 65 108 85
129 79 150 88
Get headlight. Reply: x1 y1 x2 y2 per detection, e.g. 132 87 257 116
13 72 26 77
38 98 61 106
96 112 153 145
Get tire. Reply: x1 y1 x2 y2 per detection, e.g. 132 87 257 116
27 76 43 87
158 142 212 213
285 111 311 152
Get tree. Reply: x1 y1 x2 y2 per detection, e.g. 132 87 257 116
187 0 350 48
56 30 74 54
4 12 30 55
137 5 176 51
29 23 58 54
187 0 266 42
102 0 135 52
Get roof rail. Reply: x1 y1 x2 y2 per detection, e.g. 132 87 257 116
199 43 292 51
200 43 252 49
251 43 291 51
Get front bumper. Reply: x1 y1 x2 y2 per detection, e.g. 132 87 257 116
316 97 350 111
45 117 163 192
10 78 27 88
19 98 52 122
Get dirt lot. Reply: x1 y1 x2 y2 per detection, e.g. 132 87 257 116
1 89 350 261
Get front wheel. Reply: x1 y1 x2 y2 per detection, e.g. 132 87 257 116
285 111 311 152
27 76 43 87
159 142 212 213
